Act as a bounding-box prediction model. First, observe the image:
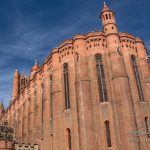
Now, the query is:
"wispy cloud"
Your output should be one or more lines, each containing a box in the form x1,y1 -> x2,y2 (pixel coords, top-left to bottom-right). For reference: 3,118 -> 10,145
0,0 -> 150,108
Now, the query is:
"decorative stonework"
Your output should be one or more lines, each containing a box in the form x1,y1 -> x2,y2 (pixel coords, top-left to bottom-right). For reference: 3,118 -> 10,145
15,143 -> 38,150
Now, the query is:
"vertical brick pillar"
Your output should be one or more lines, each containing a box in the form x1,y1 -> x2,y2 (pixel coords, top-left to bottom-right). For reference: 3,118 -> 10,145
51,48 -> 64,150
136,38 -> 150,102
109,50 -> 140,150
73,35 -> 96,150
29,82 -> 34,143
35,73 -> 42,144
43,63 -> 51,150
100,3 -> 141,149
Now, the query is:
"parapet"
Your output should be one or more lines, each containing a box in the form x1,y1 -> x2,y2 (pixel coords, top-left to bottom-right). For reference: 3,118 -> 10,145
119,32 -> 135,39
52,47 -> 58,54
73,34 -> 85,41
135,37 -> 144,44
85,31 -> 104,38
58,39 -> 72,49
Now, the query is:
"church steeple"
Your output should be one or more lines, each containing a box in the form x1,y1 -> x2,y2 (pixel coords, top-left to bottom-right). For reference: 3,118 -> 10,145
100,2 -> 117,36
101,1 -> 112,13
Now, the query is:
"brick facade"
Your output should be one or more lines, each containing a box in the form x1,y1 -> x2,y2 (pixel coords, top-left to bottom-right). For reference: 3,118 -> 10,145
0,3 -> 150,150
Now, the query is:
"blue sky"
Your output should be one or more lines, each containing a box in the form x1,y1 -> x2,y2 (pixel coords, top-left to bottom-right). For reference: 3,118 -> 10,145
0,0 -> 150,108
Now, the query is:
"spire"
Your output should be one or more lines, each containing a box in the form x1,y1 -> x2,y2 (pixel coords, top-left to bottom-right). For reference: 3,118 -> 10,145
31,60 -> 38,72
35,59 -> 37,65
100,2 -> 115,20
101,2 -> 111,13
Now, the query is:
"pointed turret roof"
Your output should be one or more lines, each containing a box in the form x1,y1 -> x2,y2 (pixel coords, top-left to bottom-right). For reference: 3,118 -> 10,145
100,2 -> 114,18
101,1 -> 111,13
31,60 -> 38,72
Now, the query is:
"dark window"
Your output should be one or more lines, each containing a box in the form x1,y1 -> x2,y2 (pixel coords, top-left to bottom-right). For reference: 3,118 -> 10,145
67,129 -> 72,150
64,63 -> 70,109
50,75 -> 53,118
41,83 -> 44,123
106,14 -> 108,20
109,13 -> 111,19
95,54 -> 108,102
105,121 -> 112,147
103,15 -> 105,21
34,85 -> 37,115
145,117 -> 150,138
131,55 -> 144,102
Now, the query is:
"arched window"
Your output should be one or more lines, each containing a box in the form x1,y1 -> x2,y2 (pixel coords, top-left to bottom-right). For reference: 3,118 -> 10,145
109,13 -> 111,19
95,54 -> 108,102
64,63 -> 70,109
34,84 -> 37,115
67,128 -> 72,150
145,117 -> 150,138
105,121 -> 112,147
50,75 -> 53,118
103,15 -> 105,21
131,55 -> 144,102
106,14 -> 108,20
51,134 -> 53,150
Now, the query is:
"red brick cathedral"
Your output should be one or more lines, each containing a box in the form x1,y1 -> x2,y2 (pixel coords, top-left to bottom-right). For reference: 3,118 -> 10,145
0,2 -> 150,150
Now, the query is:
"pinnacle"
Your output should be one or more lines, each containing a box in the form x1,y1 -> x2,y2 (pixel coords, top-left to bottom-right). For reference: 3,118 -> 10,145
35,59 -> 37,65
101,1 -> 111,13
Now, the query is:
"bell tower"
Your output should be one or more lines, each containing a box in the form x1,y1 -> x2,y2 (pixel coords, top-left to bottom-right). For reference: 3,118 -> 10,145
100,2 -> 119,51
101,2 -> 117,33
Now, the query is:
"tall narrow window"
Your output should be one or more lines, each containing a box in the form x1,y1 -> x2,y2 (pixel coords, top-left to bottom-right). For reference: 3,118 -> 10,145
50,75 -> 53,118
41,83 -> 44,140
64,63 -> 70,109
41,83 -> 44,123
105,121 -> 112,147
95,54 -> 108,102
131,55 -> 144,102
33,84 -> 36,142
51,134 -> 53,150
22,103 -> 25,143
145,117 -> 150,138
67,128 -> 72,150
106,14 -> 108,20
27,97 -> 30,143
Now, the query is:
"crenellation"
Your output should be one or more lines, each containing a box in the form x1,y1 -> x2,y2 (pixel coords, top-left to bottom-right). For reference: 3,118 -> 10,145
58,42 -> 74,62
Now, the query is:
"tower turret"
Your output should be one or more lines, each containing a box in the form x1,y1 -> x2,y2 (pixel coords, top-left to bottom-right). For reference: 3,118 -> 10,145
12,70 -> 20,100
100,2 -> 117,36
30,60 -> 38,77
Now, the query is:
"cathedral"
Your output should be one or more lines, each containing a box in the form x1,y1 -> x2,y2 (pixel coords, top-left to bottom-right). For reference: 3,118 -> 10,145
0,2 -> 150,150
